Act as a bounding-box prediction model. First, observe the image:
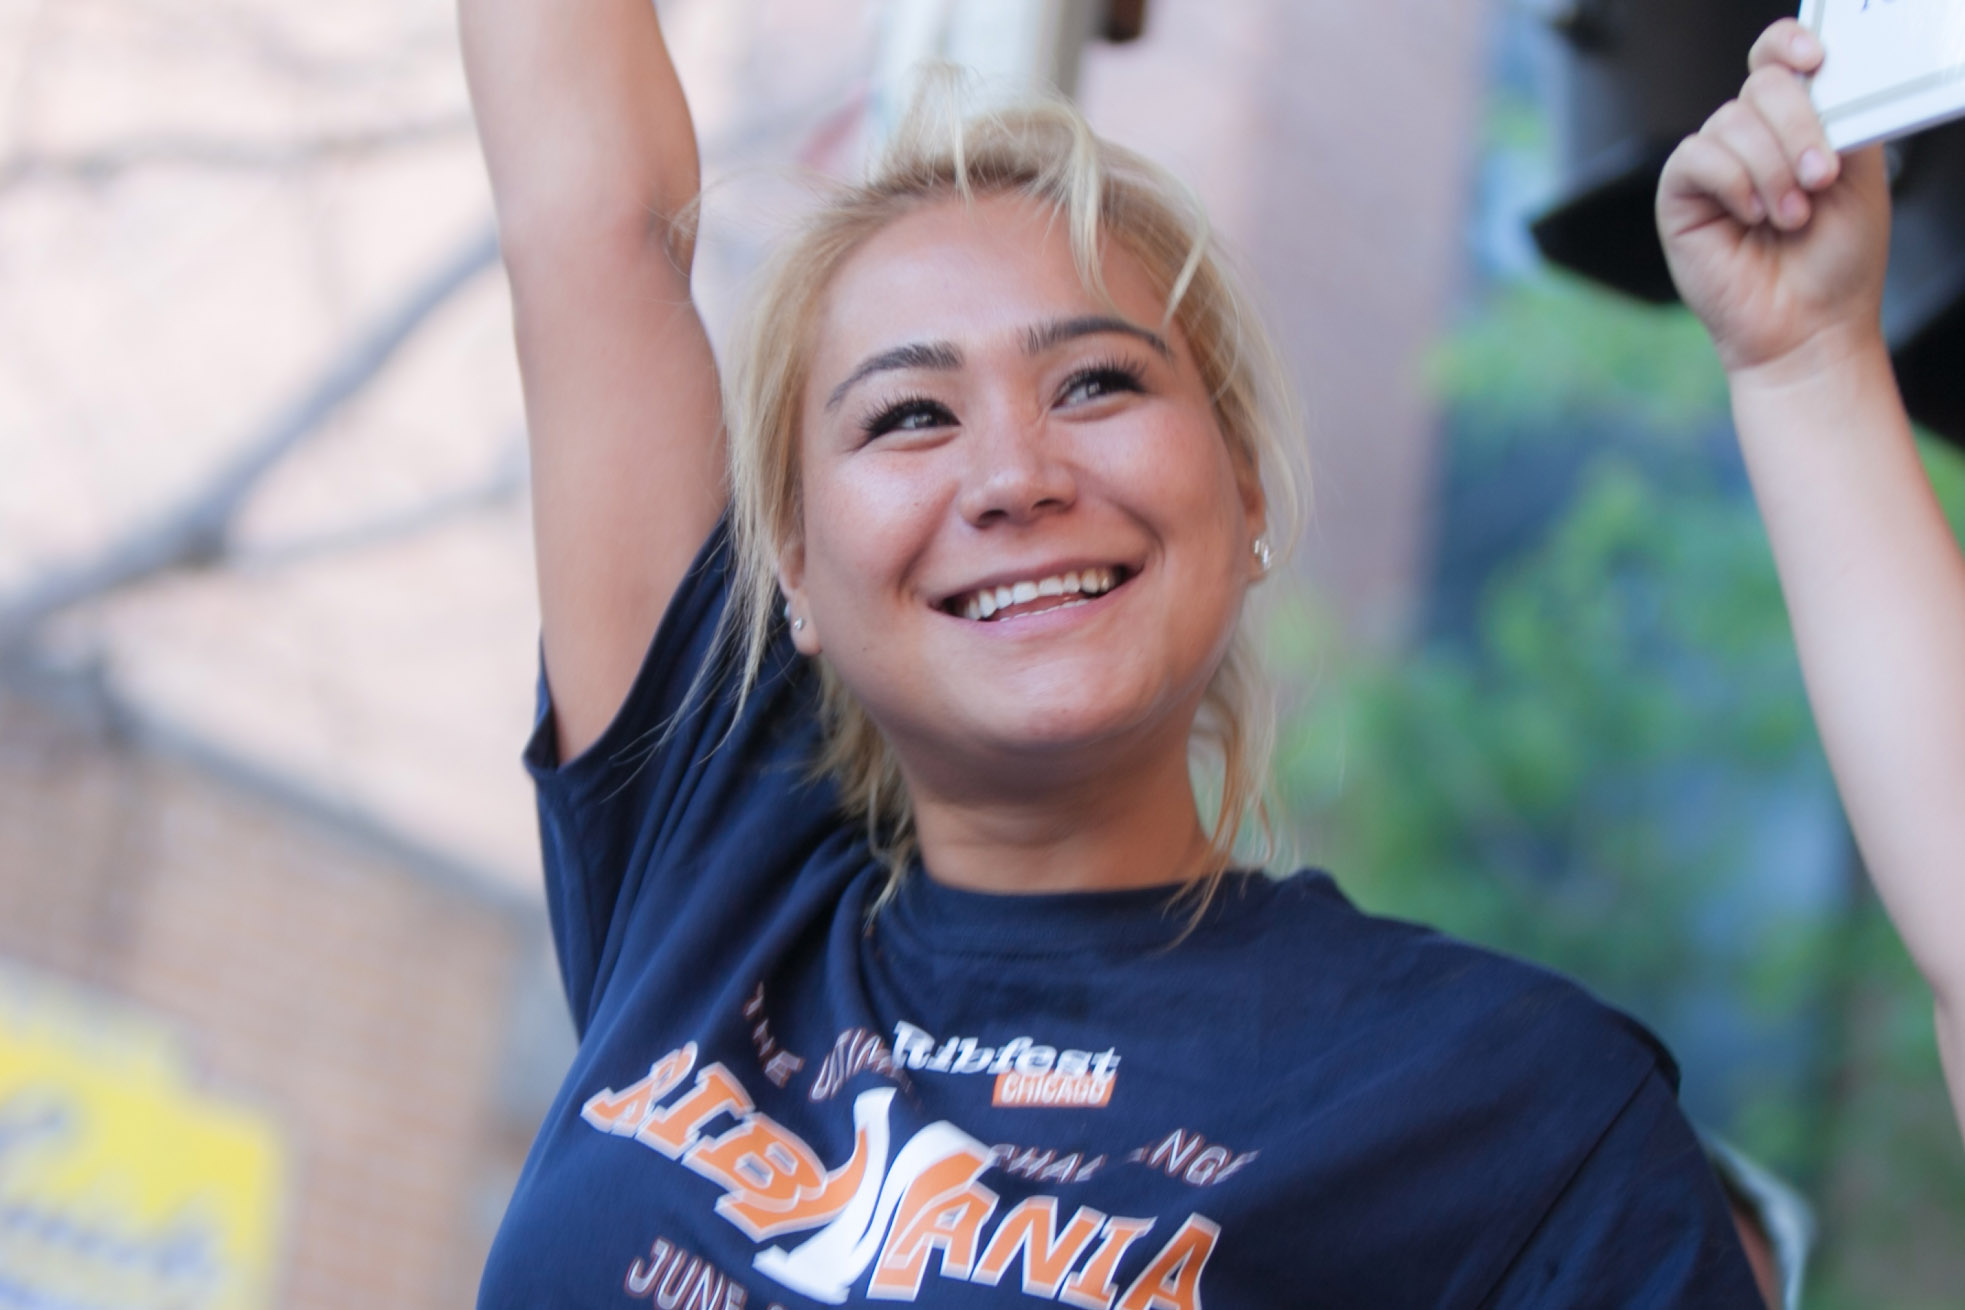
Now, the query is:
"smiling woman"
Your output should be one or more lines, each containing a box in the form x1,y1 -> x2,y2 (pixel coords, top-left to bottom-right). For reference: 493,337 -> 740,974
724,106 -> 1304,900
459,0 -> 1788,1305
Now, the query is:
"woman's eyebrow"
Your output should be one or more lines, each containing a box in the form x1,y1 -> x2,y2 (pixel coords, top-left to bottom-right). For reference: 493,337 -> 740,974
826,341 -> 962,411
1023,314 -> 1172,361
823,315 -> 1171,414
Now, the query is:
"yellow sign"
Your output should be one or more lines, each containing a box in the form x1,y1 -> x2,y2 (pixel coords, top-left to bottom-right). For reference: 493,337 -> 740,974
0,963 -> 286,1309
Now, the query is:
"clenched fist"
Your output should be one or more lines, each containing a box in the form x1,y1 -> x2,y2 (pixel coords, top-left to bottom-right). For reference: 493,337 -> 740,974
1657,18 -> 1893,380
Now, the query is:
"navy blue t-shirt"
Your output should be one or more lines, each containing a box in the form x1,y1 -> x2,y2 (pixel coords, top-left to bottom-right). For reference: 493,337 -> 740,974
480,523 -> 1761,1308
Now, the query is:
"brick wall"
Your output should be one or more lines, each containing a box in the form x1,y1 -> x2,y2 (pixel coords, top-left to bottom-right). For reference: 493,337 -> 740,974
0,679 -> 554,1308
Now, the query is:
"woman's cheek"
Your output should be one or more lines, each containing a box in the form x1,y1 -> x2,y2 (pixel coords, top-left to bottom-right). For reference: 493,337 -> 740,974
804,458 -> 942,621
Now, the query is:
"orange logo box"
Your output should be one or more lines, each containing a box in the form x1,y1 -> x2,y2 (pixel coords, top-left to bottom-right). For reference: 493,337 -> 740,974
991,1069 -> 1115,1109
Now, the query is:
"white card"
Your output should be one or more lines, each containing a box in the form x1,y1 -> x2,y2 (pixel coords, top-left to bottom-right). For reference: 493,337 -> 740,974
1801,0 -> 1965,149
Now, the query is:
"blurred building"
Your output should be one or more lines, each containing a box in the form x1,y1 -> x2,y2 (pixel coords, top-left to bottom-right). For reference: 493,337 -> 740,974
0,670 -> 550,1307
0,0 -> 1487,1304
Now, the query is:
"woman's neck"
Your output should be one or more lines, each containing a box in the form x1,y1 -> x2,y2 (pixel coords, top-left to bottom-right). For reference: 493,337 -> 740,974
903,730 -> 1213,895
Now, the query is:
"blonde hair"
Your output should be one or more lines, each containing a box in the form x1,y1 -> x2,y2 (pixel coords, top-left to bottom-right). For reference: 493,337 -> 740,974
719,82 -> 1308,906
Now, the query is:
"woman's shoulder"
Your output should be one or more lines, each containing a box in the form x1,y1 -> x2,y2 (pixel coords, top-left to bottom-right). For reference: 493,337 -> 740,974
523,517 -> 842,1032
1241,868 -> 1679,1093
1191,872 -> 1744,1305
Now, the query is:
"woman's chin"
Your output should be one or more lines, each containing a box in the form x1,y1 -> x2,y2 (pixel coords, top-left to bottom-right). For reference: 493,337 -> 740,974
947,689 -> 1183,772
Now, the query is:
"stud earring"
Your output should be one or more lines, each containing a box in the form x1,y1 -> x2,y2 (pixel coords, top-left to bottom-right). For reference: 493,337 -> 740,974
1252,536 -> 1274,575
792,618 -> 806,633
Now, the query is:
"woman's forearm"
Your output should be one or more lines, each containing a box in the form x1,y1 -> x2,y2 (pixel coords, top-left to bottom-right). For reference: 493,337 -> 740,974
1729,330 -> 1965,1024
459,0 -> 701,268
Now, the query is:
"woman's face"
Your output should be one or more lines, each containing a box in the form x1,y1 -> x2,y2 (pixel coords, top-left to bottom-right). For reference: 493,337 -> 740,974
785,192 -> 1263,799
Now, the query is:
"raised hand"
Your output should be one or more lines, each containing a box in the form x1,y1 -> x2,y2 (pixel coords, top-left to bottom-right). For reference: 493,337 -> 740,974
1656,18 -> 1892,378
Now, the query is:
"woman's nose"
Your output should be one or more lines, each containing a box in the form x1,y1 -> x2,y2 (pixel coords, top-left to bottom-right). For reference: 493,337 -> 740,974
956,409 -> 1078,526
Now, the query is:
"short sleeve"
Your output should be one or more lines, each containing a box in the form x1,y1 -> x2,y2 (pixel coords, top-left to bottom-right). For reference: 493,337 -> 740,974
521,519 -> 826,1032
1479,1069 -> 1765,1309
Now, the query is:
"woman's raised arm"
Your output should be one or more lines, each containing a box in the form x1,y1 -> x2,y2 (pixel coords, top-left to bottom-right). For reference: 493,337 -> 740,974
460,0 -> 725,761
1659,20 -> 1965,1134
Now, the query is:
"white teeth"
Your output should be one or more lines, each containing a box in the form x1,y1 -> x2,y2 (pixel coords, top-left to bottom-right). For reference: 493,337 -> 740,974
953,566 -> 1126,620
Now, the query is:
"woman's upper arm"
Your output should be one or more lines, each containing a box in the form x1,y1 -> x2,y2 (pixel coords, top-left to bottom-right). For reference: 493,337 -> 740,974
461,0 -> 726,762
511,234 -> 725,764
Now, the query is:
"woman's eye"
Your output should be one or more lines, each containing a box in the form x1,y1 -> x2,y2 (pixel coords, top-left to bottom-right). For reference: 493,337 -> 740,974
864,398 -> 955,439
1059,364 -> 1146,407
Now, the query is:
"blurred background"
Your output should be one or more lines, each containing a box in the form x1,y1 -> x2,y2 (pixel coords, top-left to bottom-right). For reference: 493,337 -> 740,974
0,0 -> 1960,1306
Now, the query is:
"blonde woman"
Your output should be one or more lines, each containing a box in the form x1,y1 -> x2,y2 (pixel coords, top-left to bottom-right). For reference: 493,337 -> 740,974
461,2 -> 1947,1304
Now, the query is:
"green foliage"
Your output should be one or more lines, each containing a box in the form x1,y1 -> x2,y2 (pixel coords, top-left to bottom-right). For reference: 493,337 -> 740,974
1428,276 -> 1731,450
1919,437 -> 1965,542
1481,93 -> 1546,154
1276,454 -> 1816,1021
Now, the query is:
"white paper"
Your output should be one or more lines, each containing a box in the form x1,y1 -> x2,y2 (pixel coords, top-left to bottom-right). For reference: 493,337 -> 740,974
1801,0 -> 1965,149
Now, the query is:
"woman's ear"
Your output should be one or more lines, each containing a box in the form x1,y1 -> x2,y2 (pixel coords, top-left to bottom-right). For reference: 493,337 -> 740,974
1236,455 -> 1270,582
776,538 -> 822,655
